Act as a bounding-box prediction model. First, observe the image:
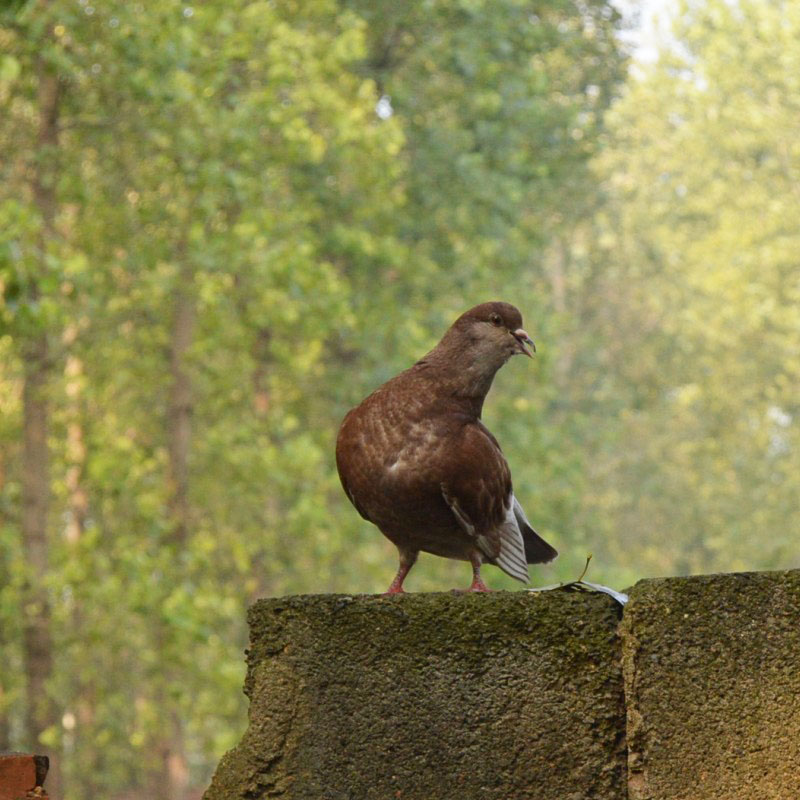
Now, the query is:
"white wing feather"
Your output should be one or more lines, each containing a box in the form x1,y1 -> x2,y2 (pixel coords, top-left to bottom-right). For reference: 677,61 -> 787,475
492,494 -> 529,583
442,487 -> 529,584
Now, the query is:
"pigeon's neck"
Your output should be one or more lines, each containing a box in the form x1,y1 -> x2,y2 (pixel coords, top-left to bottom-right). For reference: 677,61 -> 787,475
416,345 -> 504,418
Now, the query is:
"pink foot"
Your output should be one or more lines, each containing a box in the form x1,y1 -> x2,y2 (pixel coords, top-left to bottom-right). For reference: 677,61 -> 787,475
452,578 -> 493,593
383,551 -> 417,595
455,553 -> 493,592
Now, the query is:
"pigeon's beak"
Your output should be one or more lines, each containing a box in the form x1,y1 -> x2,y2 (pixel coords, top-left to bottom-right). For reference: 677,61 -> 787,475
512,328 -> 536,358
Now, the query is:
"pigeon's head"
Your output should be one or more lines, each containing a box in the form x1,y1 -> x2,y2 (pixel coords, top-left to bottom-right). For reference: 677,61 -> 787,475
422,301 -> 536,404
450,302 -> 536,366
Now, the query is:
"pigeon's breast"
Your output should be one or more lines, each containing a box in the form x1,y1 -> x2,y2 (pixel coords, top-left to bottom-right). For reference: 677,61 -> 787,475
381,417 -> 444,475
354,408 -> 447,488
337,391 -> 457,532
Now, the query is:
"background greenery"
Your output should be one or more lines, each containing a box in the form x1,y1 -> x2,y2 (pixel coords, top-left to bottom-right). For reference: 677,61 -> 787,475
1,0 -> 797,797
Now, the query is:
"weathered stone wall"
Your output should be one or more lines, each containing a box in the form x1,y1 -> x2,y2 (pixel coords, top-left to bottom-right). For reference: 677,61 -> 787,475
205,592 -> 626,800
621,570 -> 800,800
205,569 -> 800,800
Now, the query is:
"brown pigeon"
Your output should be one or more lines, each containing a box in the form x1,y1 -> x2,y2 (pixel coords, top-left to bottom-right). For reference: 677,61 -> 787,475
335,301 -> 557,593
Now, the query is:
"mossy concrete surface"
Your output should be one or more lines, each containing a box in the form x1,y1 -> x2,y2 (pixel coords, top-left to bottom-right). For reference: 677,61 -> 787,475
621,570 -> 800,800
204,591 -> 626,800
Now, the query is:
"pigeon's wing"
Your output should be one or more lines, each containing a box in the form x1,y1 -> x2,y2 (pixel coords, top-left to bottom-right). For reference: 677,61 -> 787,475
440,422 -> 530,583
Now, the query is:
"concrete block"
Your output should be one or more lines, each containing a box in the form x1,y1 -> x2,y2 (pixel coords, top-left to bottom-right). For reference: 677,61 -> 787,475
621,570 -> 800,800
205,591 -> 626,800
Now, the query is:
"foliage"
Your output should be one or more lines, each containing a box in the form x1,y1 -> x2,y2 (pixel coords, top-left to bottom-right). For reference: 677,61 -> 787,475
585,0 -> 800,580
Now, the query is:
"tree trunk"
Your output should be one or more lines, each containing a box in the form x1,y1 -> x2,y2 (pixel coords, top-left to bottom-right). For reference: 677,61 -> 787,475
251,327 -> 272,417
164,709 -> 189,800
21,36 -> 62,799
0,448 -> 10,752
166,264 -> 195,549
155,262 -> 195,800
21,332 -> 57,780
0,663 -> 10,752
62,326 -> 99,797
63,328 -> 88,545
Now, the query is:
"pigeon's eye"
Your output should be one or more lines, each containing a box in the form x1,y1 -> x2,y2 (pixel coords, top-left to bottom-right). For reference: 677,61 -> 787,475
490,313 -> 502,327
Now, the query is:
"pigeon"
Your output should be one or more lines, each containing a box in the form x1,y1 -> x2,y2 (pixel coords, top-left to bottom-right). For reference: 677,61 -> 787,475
335,301 -> 558,593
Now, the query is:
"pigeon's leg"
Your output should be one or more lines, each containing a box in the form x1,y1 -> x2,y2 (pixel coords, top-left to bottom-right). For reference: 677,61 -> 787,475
384,548 -> 418,595
465,552 -> 491,593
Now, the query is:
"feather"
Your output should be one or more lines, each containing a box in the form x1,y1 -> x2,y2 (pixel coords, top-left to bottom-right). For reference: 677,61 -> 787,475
491,497 -> 530,583
513,496 -> 558,564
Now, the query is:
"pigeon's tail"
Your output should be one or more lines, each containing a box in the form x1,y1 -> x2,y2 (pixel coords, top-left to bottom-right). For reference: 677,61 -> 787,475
513,497 -> 558,564
522,528 -> 558,564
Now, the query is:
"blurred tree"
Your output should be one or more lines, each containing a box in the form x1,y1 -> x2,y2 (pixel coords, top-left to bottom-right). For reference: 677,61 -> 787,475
585,0 -> 800,580
0,3 -> 67,793
25,0 -> 800,797
2,0 -> 405,796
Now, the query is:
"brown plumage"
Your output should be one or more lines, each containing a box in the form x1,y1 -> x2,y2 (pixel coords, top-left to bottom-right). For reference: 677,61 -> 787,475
336,301 -> 558,593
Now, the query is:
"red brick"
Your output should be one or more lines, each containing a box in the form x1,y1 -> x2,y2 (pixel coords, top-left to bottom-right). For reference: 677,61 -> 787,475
0,754 -> 36,800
